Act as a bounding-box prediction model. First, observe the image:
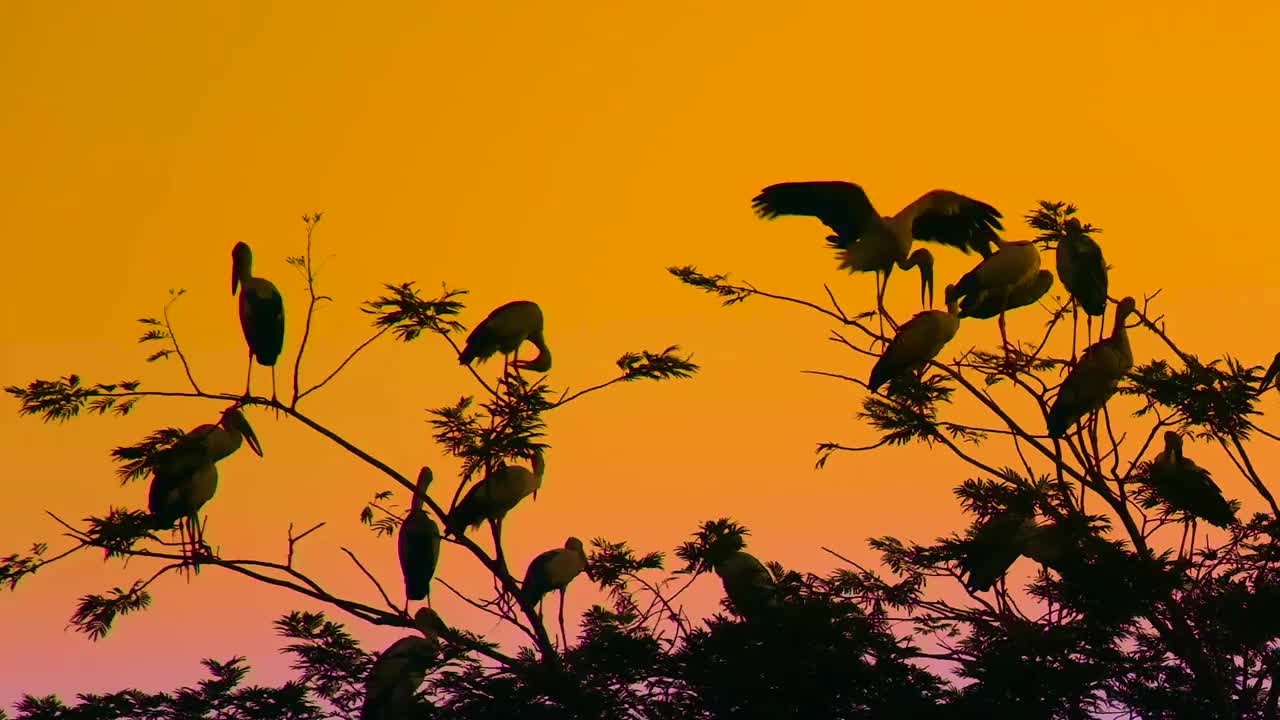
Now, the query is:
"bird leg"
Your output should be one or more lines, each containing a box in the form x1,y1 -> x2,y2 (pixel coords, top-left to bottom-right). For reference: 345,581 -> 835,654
874,271 -> 887,346
557,588 -> 569,652
243,349 -> 254,398
1070,301 -> 1079,363
270,366 -> 280,419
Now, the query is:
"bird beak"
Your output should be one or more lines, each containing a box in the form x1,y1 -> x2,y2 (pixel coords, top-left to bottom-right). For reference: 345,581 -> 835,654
921,263 -> 934,309
232,262 -> 241,296
236,412 -> 264,457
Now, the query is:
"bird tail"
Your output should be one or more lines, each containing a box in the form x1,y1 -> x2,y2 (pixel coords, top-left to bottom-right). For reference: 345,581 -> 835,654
1046,402 -> 1072,439
458,346 -> 477,366
406,579 -> 429,603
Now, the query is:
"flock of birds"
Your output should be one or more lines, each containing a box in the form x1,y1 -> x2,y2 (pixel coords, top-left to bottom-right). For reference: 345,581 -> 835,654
752,179 -> 1241,597
141,184 -> 1244,715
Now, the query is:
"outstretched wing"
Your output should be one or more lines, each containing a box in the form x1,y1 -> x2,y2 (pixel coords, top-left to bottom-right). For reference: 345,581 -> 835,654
751,181 -> 879,241
901,190 -> 1003,257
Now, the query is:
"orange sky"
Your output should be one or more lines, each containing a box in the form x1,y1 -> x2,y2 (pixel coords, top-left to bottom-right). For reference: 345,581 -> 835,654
3,0 -> 1279,706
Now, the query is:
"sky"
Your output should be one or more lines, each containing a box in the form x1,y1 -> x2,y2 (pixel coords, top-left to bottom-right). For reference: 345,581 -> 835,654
3,0 -> 1279,707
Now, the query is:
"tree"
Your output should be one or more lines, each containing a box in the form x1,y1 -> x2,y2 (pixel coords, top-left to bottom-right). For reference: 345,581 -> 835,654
8,201 -> 1280,719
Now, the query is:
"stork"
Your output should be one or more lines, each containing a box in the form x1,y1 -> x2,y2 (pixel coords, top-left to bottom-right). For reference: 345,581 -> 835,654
445,454 -> 545,562
868,284 -> 961,393
958,270 -> 1054,321
712,549 -> 778,622
458,300 -> 551,375
1055,218 -> 1108,357
947,239 -> 1042,351
231,243 -> 285,405
521,536 -> 588,646
147,406 -> 263,562
1145,431 -> 1236,530
360,608 -> 445,720
1046,297 -> 1138,439
751,181 -> 1002,321
959,507 -> 1039,593
398,467 -> 442,603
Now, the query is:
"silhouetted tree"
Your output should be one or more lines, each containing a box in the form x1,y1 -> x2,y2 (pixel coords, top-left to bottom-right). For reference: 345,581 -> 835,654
9,202 -> 1280,719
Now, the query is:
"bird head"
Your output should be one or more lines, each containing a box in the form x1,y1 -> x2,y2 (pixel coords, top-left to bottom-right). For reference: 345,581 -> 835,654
222,406 -> 263,457
908,248 -> 935,309
1163,431 -> 1184,457
412,467 -> 433,511
565,536 -> 584,552
1116,296 -> 1138,322
942,284 -> 960,313
413,607 -> 447,643
231,242 -> 253,295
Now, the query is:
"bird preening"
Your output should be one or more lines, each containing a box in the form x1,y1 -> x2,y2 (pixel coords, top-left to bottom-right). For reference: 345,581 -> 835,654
231,242 -> 286,405
459,300 -> 552,375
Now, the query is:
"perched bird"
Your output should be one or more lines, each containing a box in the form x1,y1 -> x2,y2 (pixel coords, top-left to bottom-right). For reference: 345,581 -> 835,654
712,549 -> 778,621
1046,297 -> 1138,438
398,467 -> 442,603
751,181 -> 1002,314
959,508 -> 1040,593
147,406 -> 264,560
868,284 -> 961,393
947,239 -> 1042,350
521,536 -> 589,644
459,300 -> 551,374
231,243 -> 286,404
1055,218 -> 1108,354
958,270 -> 1054,320
361,608 -> 445,720
1145,432 -> 1236,528
446,453 -> 546,542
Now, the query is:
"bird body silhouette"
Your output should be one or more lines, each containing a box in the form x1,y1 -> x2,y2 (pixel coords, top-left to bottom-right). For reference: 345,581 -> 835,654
459,300 -> 551,372
959,509 -> 1040,593
147,407 -> 263,561
521,536 -> 588,608
752,181 -> 1002,310
1145,432 -> 1236,528
446,455 -> 545,536
713,549 -> 778,620
398,467 -> 442,602
232,242 -> 285,402
361,609 -> 444,720
958,270 -> 1054,320
1046,297 -> 1138,438
868,284 -> 961,392
1056,218 -> 1108,344
948,239 -> 1041,348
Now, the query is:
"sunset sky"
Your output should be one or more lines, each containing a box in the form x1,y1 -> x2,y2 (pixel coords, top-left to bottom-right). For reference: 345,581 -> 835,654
3,0 -> 1280,706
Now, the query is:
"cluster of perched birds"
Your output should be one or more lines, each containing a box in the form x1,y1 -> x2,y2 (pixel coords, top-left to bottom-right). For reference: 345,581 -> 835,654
751,179 -> 1240,593
143,197 -> 1247,714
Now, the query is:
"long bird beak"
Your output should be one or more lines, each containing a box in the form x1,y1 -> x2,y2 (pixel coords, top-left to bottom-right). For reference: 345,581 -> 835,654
232,260 -> 241,296
920,263 -> 934,309
233,411 -> 264,457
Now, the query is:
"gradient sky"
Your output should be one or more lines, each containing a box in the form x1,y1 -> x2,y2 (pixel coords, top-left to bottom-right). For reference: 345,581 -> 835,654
3,0 -> 1279,707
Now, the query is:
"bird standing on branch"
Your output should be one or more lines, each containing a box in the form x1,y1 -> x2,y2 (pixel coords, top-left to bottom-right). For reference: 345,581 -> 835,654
231,242 -> 285,405
1046,297 -> 1138,439
869,284 -> 961,393
459,300 -> 552,375
148,405 -> 263,564
398,467 -> 442,603
521,536 -> 589,646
